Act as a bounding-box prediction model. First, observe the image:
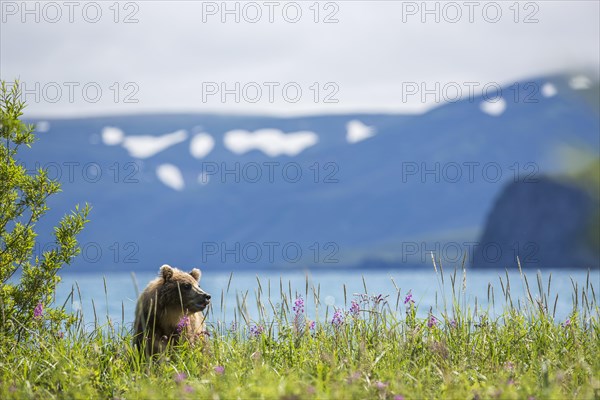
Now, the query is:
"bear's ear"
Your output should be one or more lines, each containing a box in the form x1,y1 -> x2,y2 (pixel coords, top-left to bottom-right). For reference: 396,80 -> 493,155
160,264 -> 174,281
189,268 -> 201,282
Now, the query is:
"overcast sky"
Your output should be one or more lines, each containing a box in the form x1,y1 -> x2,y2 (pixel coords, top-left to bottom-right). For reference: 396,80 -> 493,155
1,1 -> 598,117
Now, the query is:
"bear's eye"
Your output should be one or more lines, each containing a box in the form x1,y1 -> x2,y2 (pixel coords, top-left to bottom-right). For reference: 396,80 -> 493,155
182,283 -> 192,290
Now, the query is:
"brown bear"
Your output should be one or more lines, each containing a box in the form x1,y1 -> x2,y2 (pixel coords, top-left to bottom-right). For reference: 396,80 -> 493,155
133,264 -> 211,355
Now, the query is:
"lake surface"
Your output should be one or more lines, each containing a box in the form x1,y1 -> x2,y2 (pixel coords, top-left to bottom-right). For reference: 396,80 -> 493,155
55,268 -> 599,331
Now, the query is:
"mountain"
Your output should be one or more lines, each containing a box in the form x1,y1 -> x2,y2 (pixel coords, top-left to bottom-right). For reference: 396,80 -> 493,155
19,75 -> 600,272
473,176 -> 599,270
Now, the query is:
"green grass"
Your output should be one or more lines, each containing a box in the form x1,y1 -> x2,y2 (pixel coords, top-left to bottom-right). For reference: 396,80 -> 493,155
1,266 -> 599,400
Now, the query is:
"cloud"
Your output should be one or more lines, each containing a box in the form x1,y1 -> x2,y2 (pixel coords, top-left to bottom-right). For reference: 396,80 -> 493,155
156,164 -> 185,191
190,133 -> 215,159
224,129 -> 318,157
5,2 -> 597,117
346,120 -> 376,143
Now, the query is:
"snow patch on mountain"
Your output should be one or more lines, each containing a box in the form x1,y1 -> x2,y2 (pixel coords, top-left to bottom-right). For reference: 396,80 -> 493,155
123,130 -> 188,159
480,98 -> 506,116
542,83 -> 557,97
224,129 -> 318,157
36,121 -> 50,133
102,127 -> 125,145
346,120 -> 376,143
101,127 -> 188,159
569,75 -> 592,90
190,133 -> 215,159
156,163 -> 185,191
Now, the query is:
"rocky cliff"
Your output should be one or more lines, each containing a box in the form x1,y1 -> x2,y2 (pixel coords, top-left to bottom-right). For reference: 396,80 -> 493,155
474,176 -> 599,269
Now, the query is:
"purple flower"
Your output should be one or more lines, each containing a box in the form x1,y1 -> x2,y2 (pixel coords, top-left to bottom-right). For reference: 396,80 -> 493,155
349,300 -> 360,316
346,371 -> 361,383
331,309 -> 345,326
174,372 -> 187,383
57,331 -> 64,339
183,385 -> 194,393
176,315 -> 190,334
562,319 -> 571,327
214,365 -> 225,375
375,381 -> 388,389
356,294 -> 370,303
427,314 -> 438,328
372,294 -> 386,305
404,291 -> 414,305
293,296 -> 305,314
229,322 -> 237,333
34,302 -> 43,319
309,321 -> 316,331
250,324 -> 264,337
450,319 -> 457,328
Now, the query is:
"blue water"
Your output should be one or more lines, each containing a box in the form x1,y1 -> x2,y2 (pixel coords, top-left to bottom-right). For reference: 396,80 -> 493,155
54,268 -> 599,331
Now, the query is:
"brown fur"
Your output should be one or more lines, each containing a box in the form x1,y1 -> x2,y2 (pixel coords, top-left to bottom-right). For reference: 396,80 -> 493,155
133,264 -> 211,355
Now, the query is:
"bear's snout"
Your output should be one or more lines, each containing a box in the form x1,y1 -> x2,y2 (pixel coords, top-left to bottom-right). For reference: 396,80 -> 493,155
199,292 -> 211,304
193,290 -> 211,311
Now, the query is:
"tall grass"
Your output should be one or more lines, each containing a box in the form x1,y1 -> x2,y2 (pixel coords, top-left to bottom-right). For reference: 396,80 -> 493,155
1,264 -> 598,399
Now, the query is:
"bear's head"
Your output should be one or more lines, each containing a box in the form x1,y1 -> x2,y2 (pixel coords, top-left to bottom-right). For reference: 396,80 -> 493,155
159,264 -> 211,313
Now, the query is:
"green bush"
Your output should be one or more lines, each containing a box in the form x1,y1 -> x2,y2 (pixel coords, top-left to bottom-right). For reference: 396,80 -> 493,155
0,80 -> 90,340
